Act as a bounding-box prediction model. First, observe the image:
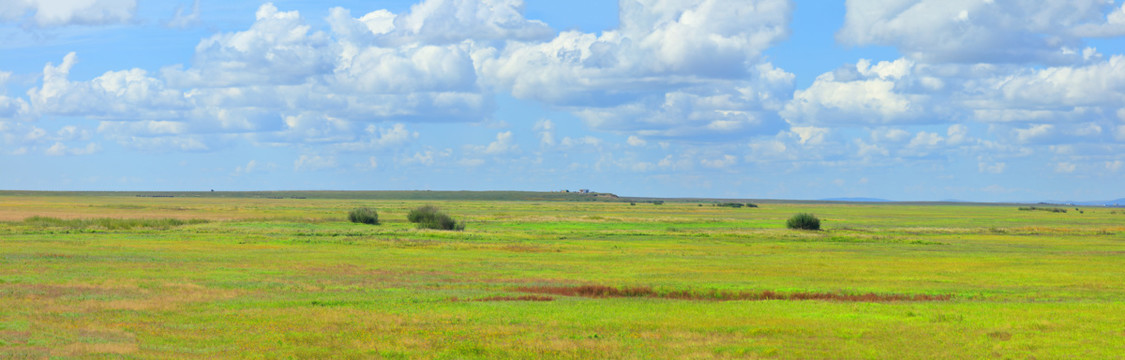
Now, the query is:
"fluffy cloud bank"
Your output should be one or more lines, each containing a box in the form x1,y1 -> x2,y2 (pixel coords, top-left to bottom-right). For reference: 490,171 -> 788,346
1,0 -> 1121,190
0,0 -> 136,27
480,0 -> 795,138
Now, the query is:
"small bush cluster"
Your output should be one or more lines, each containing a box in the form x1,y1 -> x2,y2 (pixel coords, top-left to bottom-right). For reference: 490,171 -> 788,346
715,202 -> 758,208
347,207 -> 380,225
407,205 -> 465,231
1018,206 -> 1067,213
787,213 -> 821,230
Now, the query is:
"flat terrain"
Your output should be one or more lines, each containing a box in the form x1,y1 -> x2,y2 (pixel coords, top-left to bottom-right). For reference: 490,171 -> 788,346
1,193 -> 1123,359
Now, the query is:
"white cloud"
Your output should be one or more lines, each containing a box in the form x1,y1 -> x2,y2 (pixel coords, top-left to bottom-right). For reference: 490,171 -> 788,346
1,0 -> 136,27
165,4 -> 334,87
533,119 -> 555,146
790,126 -> 828,145
991,55 -> 1125,109
946,124 -> 970,145
166,0 -> 200,28
390,0 -> 552,45
1107,160 -> 1124,172
783,59 -> 926,126
483,131 -> 517,155
400,149 -> 451,166
459,158 -> 485,167
560,136 -> 603,148
626,135 -> 647,147
44,142 -> 99,156
979,162 -> 1006,174
294,155 -> 337,172
908,131 -> 943,148
700,154 -> 738,169
1054,162 -> 1077,173
872,127 -> 911,143
1013,124 -> 1055,144
838,0 -> 1124,64
29,53 -> 189,119
235,160 -> 277,175
855,139 -> 888,157
479,0 -> 794,138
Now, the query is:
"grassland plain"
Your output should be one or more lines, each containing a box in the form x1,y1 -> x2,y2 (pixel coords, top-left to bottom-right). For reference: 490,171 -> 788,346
0,193 -> 1123,359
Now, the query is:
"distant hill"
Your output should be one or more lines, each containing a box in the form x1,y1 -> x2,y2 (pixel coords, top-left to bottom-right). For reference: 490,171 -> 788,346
820,197 -> 891,203
1075,198 -> 1125,207
1038,198 -> 1125,207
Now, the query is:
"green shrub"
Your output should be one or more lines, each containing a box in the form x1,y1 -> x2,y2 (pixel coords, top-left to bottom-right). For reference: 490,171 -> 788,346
787,213 -> 821,230
407,205 -> 464,231
348,207 -> 379,225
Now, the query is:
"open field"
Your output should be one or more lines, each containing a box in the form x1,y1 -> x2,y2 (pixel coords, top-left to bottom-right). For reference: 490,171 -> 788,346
1,193 -> 1124,359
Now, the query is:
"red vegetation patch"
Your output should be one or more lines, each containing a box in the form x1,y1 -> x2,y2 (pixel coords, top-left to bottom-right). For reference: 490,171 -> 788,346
452,295 -> 555,302
515,285 -> 951,303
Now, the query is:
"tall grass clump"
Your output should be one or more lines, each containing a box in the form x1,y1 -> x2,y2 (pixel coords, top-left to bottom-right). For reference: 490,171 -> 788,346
407,205 -> 464,231
787,213 -> 821,230
347,207 -> 379,225
20,216 -> 207,230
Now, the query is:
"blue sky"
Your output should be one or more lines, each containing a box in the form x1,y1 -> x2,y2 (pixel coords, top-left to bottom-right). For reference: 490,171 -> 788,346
2,0 -> 1125,201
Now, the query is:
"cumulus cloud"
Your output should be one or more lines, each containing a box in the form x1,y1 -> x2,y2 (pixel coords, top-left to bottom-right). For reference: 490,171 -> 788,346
29,53 -> 188,119
294,154 -> 337,172
480,0 -> 794,138
700,154 -> 738,169
45,142 -> 99,156
0,0 -> 136,27
1054,162 -> 1077,173
166,0 -> 200,29
838,0 -> 1125,64
979,161 -> 1006,174
468,131 -> 518,155
389,0 -> 553,45
783,59 -> 932,126
533,119 -> 555,146
627,136 -> 647,147
235,160 -> 274,175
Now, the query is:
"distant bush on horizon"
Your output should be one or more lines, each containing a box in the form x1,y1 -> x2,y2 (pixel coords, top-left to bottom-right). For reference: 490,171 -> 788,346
1018,206 -> 1067,213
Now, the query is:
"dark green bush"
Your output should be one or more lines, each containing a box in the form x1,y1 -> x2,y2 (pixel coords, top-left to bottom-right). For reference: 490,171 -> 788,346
786,213 -> 821,230
407,205 -> 464,231
407,205 -> 440,223
348,207 -> 379,225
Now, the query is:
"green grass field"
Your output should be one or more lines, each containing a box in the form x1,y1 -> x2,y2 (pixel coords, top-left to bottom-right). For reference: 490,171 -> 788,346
1,193 -> 1123,359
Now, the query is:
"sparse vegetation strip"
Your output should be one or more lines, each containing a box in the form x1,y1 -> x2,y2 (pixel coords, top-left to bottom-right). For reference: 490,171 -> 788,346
1018,206 -> 1068,213
15,216 -> 207,230
515,285 -> 951,302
